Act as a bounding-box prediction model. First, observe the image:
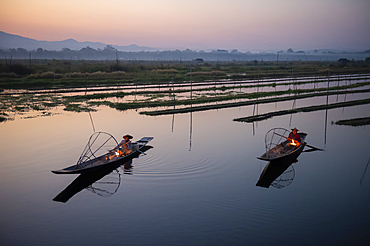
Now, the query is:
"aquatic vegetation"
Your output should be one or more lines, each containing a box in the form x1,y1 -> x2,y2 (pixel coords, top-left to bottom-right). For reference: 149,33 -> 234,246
32,105 -> 43,111
335,117 -> 370,126
53,76 -> 370,107
64,103 -> 96,112
1,78 -> 369,119
15,106 -> 25,111
233,98 -> 370,123
0,112 -> 7,122
140,84 -> 370,116
0,62 -> 369,122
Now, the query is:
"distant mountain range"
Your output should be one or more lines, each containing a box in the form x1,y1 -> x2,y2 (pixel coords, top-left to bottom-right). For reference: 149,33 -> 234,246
1,31 -> 369,61
0,31 -> 156,51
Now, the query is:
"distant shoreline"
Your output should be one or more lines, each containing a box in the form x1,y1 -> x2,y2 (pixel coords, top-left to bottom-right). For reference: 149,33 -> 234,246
1,59 -> 370,90
1,48 -> 369,62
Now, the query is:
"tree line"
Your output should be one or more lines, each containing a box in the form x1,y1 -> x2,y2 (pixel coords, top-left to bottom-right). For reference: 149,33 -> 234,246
1,45 -> 369,62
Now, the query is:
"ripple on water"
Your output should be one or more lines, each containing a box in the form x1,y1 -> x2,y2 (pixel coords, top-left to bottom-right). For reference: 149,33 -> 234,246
123,153 -> 216,180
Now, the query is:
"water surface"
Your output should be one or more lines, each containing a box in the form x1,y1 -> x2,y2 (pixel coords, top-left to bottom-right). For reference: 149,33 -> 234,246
1,93 -> 370,245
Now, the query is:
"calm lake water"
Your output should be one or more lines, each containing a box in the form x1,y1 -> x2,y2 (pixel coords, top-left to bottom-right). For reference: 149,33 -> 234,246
1,92 -> 370,245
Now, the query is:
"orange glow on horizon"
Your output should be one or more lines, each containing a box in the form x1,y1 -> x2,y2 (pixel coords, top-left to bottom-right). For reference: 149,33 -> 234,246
1,0 -> 369,50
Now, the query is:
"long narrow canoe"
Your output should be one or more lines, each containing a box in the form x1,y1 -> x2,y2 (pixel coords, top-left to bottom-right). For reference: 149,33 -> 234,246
52,136 -> 153,174
257,130 -> 307,162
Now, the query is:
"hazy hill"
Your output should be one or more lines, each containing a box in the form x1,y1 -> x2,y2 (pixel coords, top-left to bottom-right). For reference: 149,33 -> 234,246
0,31 -> 155,51
1,31 -> 369,61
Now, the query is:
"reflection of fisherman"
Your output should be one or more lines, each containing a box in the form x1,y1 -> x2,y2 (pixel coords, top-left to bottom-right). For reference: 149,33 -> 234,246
122,160 -> 133,174
119,134 -> 133,155
288,127 -> 301,143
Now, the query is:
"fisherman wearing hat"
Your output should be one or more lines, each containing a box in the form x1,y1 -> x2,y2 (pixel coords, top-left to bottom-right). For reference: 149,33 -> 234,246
288,127 -> 301,143
119,134 -> 133,155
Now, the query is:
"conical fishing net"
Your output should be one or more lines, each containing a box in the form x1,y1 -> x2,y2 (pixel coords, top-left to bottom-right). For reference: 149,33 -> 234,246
264,128 -> 290,153
86,169 -> 121,197
271,165 -> 295,189
76,132 -> 119,169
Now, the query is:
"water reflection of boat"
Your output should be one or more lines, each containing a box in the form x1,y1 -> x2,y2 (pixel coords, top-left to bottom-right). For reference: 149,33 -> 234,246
53,152 -> 150,203
52,132 -> 153,174
53,162 -> 122,203
257,128 -> 307,162
256,153 -> 299,189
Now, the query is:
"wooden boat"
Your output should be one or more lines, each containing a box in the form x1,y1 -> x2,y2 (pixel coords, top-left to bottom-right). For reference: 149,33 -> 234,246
257,128 -> 307,162
52,132 -> 153,174
256,144 -> 304,188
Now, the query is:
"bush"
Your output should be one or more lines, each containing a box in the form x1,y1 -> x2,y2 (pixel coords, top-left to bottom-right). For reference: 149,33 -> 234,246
110,71 -> 126,77
28,72 -> 63,79
88,71 -> 126,78
8,64 -> 33,75
151,69 -> 179,74
89,71 -> 107,78
65,72 -> 89,78
0,72 -> 18,78
185,71 -> 226,76
110,64 -> 129,72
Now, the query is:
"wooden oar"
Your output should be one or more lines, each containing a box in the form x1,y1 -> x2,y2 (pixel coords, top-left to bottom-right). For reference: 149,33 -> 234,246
273,132 -> 324,151
305,144 -> 324,151
303,147 -> 320,153
115,140 -> 132,151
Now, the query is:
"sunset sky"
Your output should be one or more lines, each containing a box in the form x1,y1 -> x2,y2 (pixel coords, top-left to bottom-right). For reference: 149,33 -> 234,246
0,0 -> 369,51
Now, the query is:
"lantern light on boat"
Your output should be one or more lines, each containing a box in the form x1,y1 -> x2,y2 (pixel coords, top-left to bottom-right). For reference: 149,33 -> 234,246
115,151 -> 120,156
290,139 -> 297,146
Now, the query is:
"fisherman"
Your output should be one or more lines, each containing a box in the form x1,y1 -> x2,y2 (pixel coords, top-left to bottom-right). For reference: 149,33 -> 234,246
119,134 -> 133,155
288,127 -> 301,143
